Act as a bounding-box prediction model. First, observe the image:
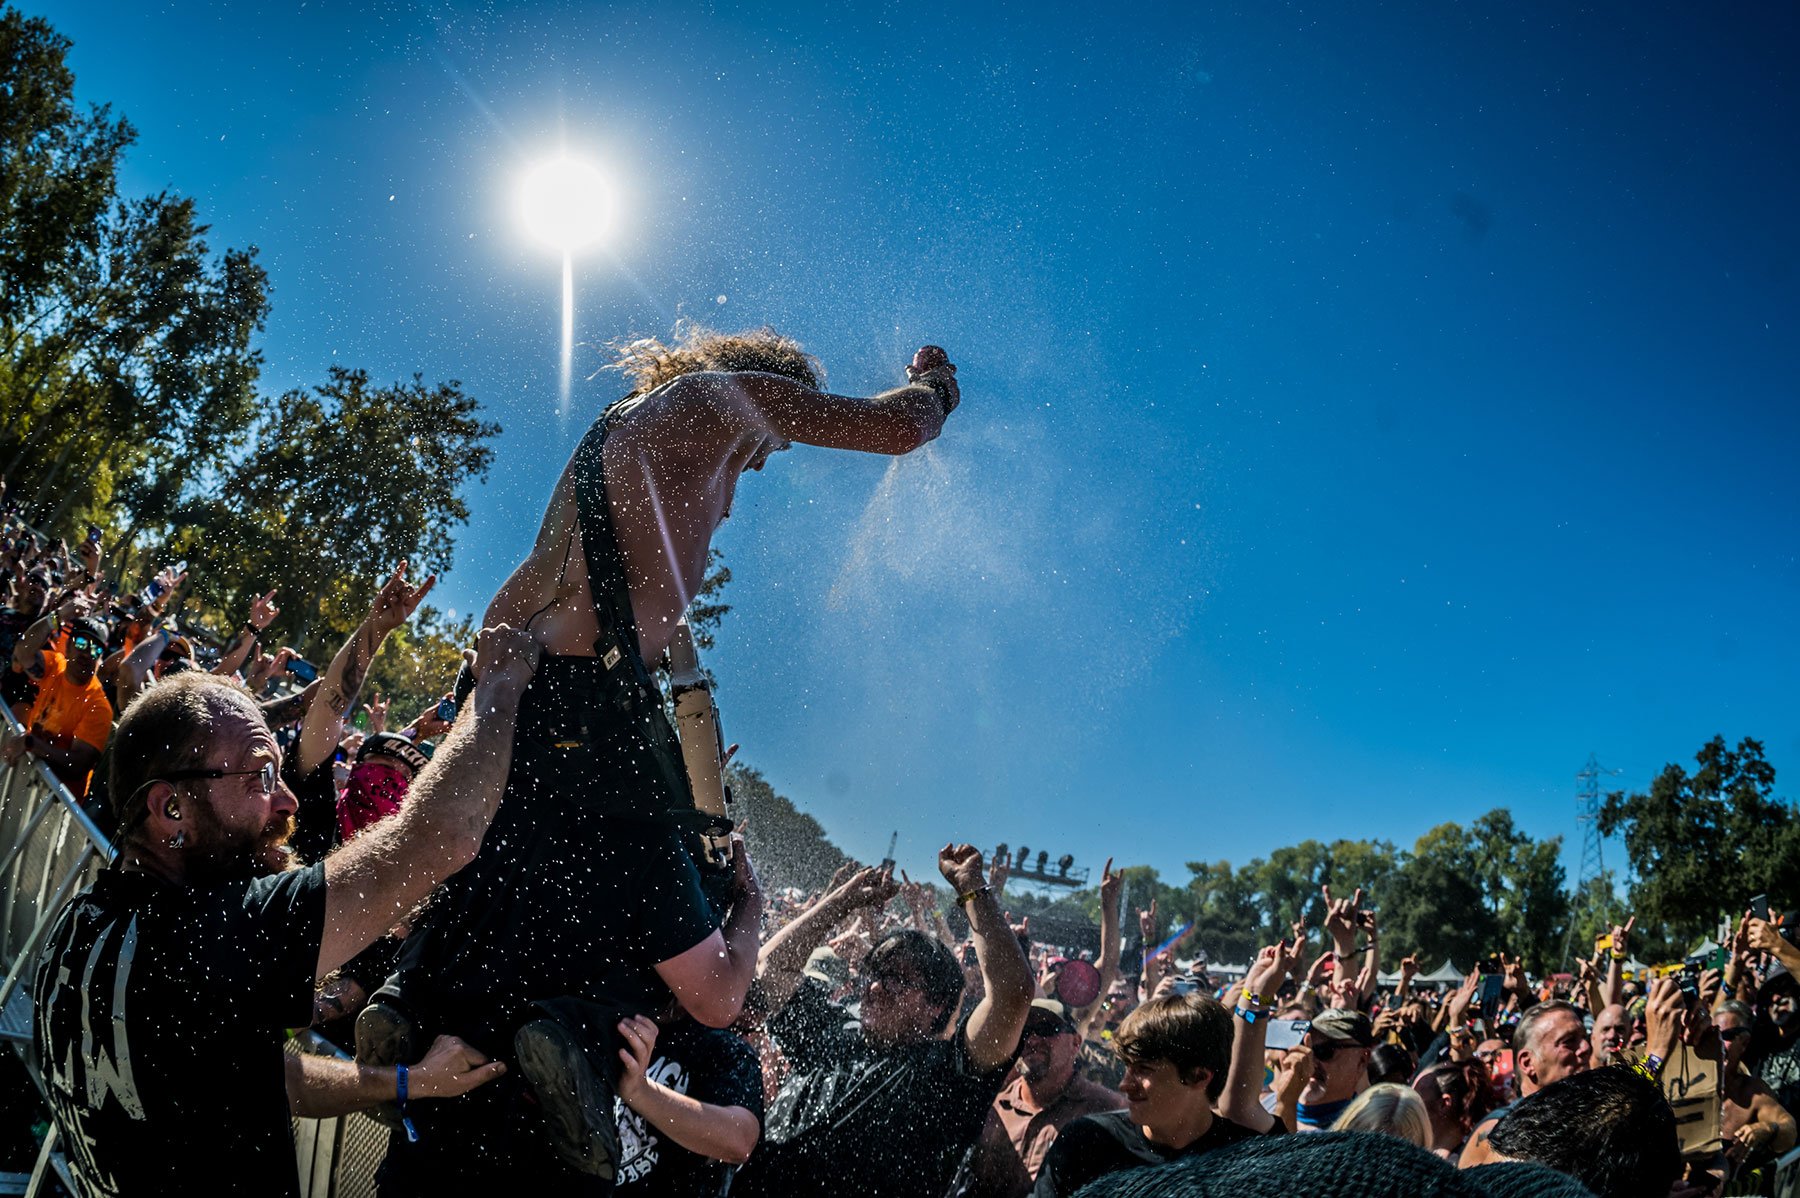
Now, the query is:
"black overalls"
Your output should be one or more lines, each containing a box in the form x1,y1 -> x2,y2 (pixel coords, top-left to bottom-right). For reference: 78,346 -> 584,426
377,397 -> 721,1190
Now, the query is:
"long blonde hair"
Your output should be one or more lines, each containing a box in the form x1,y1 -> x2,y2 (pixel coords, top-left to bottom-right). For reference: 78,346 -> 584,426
1331,1082 -> 1431,1148
605,322 -> 822,395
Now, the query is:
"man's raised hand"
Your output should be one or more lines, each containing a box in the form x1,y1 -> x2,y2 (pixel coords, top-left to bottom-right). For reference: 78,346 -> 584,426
1138,898 -> 1159,946
905,346 -> 960,415
1099,857 -> 1121,910
249,588 -> 280,632
467,624 -> 540,699
832,864 -> 900,913
938,843 -> 987,897
367,561 -> 437,636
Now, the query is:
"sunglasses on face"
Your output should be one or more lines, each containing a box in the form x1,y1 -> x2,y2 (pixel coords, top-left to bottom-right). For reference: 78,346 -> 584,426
1310,1041 -> 1344,1063
66,635 -> 101,656
1718,1027 -> 1751,1042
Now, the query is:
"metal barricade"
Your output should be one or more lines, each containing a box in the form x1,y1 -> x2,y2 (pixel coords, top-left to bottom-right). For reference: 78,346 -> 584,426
1773,1145 -> 1800,1198
0,705 -> 114,1048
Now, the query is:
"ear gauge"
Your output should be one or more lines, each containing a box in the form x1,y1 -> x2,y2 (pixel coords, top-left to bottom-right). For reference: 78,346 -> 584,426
170,830 -> 186,849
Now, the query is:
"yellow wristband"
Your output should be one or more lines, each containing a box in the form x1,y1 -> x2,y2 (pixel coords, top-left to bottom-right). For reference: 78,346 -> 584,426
956,885 -> 992,907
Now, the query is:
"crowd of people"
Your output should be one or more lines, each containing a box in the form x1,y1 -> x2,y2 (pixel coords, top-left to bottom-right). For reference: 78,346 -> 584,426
2,332 -> 1797,1198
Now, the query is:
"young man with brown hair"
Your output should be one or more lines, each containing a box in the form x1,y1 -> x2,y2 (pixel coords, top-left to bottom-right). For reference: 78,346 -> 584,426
1033,992 -> 1275,1198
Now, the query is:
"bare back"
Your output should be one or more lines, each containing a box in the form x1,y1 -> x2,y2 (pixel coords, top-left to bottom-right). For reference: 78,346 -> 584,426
487,369 -> 945,664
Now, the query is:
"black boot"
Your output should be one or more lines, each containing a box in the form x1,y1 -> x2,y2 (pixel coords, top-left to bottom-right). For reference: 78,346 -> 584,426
355,997 -> 421,1128
514,1004 -> 623,1183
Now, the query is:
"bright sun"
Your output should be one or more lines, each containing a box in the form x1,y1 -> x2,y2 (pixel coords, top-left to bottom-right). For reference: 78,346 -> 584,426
519,157 -> 611,252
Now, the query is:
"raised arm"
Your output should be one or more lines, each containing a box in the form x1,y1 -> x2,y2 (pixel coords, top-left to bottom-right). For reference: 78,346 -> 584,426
946,843 -> 1033,1074
115,625 -> 170,712
315,624 -> 535,982
736,347 -> 958,456
1604,917 -> 1634,1008
1747,916 -> 1800,978
1221,930 -> 1306,1132
758,864 -> 899,1015
297,563 -> 435,775
214,589 -> 279,678
1071,859 -> 1121,1042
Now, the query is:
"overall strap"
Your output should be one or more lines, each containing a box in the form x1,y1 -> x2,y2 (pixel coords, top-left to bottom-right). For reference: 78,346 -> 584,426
570,396 -> 654,693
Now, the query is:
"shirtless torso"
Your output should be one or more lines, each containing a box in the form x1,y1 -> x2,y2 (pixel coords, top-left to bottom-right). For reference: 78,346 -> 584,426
488,362 -> 956,665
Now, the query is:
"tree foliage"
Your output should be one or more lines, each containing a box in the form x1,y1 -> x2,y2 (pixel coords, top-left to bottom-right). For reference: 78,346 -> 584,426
728,763 -> 850,896
172,367 -> 498,656
1599,736 -> 1797,959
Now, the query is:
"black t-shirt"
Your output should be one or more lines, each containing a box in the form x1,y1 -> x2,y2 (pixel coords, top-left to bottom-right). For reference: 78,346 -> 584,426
614,1020 -> 764,1197
33,862 -> 328,1197
735,979 -> 1018,1198
1032,1109 -> 1272,1198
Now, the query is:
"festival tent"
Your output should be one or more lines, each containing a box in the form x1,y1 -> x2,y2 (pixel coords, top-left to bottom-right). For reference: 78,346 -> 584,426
1419,960 -> 1467,985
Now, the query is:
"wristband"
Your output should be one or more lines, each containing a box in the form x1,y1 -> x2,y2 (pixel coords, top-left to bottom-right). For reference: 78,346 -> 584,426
1610,951 -> 1626,960
1643,1052 -> 1664,1078
396,1063 -> 419,1143
955,885 -> 992,908
1234,1006 -> 1262,1023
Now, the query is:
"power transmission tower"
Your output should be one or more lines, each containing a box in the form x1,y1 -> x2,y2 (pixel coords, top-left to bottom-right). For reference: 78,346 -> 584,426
1561,753 -> 1621,967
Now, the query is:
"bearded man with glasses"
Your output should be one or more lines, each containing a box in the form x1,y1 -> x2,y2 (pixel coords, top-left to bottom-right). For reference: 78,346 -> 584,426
32,626 -> 540,1198
3,612 -> 113,798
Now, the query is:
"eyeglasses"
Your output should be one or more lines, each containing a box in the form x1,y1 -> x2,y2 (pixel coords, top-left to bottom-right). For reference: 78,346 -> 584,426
1474,1049 -> 1502,1061
159,759 -> 280,797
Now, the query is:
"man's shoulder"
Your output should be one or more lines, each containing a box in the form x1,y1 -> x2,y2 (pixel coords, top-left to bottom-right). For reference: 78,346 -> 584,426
1058,1075 -> 1127,1117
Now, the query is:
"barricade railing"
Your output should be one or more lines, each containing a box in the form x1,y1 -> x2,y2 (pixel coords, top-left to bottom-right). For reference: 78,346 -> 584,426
1773,1145 -> 1800,1198
0,704 -> 372,1197
0,704 -> 113,1042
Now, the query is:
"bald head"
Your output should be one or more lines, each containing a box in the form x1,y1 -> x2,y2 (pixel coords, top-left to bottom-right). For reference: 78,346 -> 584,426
110,673 -> 267,844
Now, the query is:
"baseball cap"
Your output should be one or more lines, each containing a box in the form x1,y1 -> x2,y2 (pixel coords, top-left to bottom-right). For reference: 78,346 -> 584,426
1310,1007 -> 1376,1047
1024,998 -> 1076,1038
356,731 -> 430,775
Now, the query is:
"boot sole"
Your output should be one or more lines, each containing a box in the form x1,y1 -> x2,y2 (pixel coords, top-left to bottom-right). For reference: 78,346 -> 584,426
514,1018 -> 620,1181
354,1003 -> 419,1129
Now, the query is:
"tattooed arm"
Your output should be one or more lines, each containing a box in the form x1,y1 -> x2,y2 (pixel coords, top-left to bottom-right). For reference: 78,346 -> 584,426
296,563 -> 436,775
260,678 -> 321,729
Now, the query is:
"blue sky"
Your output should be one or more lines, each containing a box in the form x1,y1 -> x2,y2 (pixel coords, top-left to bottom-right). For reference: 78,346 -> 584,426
35,0 -> 1799,893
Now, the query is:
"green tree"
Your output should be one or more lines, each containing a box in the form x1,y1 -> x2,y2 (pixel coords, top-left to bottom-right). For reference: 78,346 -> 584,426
1,7 -> 269,556
173,366 -> 499,657
1600,736 -> 1797,959
728,763 -> 850,896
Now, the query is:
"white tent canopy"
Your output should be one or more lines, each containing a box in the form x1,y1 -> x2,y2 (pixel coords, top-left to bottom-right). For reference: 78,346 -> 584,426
1418,960 -> 1467,985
